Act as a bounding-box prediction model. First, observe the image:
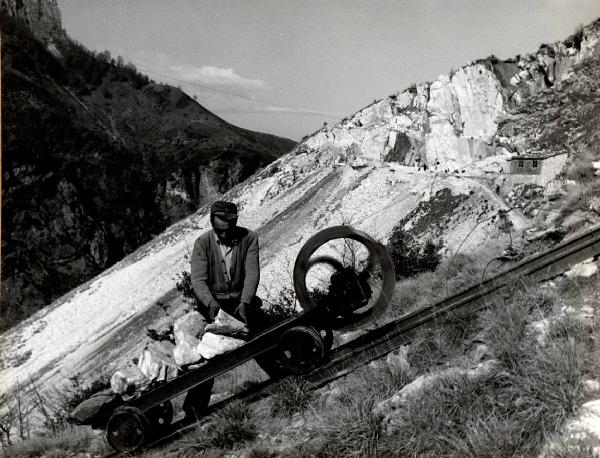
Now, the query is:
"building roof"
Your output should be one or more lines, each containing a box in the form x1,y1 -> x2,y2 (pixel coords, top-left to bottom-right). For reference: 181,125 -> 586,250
508,152 -> 568,161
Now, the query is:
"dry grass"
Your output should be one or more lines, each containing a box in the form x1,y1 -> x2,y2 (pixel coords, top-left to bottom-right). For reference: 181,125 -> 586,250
4,426 -> 109,458
406,306 -> 478,375
391,247 -> 506,318
276,273 -> 598,458
269,377 -> 315,418
376,281 -> 591,457
179,400 -> 257,453
287,359 -> 414,457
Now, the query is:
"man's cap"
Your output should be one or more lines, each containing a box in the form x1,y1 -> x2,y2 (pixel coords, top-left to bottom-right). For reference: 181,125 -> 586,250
211,201 -> 238,221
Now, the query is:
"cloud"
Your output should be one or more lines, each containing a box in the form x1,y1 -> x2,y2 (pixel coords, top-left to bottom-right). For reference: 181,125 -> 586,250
215,104 -> 344,118
132,50 -> 171,69
167,65 -> 266,90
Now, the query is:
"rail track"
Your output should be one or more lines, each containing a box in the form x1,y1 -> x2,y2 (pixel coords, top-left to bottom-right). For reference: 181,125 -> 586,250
101,223 -> 600,456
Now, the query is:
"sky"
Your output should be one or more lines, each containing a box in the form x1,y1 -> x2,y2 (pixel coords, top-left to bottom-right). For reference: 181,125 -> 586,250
57,0 -> 600,141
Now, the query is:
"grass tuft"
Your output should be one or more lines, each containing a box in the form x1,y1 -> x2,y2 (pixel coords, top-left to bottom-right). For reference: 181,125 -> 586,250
180,400 -> 256,452
269,377 -> 314,418
294,362 -> 413,457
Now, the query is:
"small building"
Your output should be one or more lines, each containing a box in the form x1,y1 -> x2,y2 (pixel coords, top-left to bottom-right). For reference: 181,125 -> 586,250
508,152 -> 568,186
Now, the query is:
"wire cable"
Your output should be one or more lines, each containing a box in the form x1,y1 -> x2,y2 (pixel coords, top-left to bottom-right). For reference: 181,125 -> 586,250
139,67 -> 344,118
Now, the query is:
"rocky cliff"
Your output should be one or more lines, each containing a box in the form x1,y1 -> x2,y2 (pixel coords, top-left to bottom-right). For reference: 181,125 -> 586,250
1,0 -> 64,42
0,4 -> 295,331
0,15 -> 598,428
303,21 -> 594,171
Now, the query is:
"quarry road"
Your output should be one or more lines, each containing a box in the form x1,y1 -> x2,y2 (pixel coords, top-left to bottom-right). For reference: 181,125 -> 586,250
102,223 -> 600,457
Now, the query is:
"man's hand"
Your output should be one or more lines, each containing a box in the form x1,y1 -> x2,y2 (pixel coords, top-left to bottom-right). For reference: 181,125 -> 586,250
208,303 -> 220,322
234,302 -> 249,324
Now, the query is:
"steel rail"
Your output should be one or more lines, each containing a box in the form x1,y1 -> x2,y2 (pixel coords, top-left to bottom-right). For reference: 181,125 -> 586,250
103,223 -> 600,456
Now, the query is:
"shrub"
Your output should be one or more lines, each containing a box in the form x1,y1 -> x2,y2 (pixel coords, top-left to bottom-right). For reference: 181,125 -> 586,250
1,375 -> 111,456
488,54 -> 499,64
386,226 -> 442,279
391,249 -> 494,317
175,263 -> 203,310
263,286 -> 297,326
28,375 -> 111,434
565,24 -> 585,50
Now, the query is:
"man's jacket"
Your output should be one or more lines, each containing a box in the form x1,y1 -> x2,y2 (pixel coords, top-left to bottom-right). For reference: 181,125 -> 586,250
190,227 -> 260,315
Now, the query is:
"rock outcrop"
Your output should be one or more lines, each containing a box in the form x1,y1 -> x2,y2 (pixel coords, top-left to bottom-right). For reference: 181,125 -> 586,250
303,20 -> 599,171
1,0 -> 64,43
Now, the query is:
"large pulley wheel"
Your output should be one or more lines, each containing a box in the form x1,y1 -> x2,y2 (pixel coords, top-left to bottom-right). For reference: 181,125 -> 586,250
106,406 -> 149,454
293,226 -> 395,331
276,326 -> 331,374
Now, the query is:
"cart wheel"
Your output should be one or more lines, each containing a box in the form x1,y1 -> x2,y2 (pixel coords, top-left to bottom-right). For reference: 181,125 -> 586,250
106,406 -> 149,454
277,326 -> 329,374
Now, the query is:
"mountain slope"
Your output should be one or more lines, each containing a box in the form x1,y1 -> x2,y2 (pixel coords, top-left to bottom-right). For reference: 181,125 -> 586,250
0,9 -> 295,331
1,16 -> 599,414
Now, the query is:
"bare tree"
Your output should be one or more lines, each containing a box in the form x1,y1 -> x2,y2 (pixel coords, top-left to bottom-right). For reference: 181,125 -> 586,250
10,382 -> 32,440
0,394 -> 15,446
0,380 -> 35,445
28,378 -> 61,433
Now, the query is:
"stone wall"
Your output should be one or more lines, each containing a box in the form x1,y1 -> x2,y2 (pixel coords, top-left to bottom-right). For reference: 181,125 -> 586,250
539,153 -> 568,185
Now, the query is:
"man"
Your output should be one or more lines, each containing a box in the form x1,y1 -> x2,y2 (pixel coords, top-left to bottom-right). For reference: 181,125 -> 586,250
183,200 -> 263,420
190,200 -> 262,328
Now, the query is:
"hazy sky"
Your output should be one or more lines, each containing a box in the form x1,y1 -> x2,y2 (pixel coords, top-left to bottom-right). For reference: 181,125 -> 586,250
58,1 -> 599,140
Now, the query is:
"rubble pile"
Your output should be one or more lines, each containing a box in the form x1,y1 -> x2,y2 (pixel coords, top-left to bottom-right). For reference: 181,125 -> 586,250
69,309 -> 250,427
108,309 -> 249,398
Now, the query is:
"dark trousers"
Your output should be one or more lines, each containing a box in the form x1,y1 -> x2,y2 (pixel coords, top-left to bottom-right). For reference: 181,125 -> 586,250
183,296 -> 266,419
182,378 -> 214,420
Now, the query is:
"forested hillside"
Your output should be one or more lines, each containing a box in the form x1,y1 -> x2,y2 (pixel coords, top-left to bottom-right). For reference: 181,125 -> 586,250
1,11 -> 295,331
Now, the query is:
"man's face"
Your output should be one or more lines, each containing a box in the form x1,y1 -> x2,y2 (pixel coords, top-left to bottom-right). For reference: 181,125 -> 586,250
212,215 -> 237,244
